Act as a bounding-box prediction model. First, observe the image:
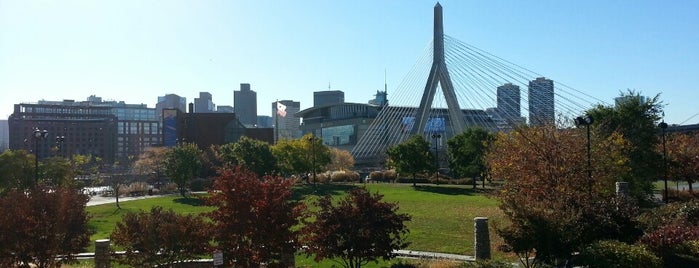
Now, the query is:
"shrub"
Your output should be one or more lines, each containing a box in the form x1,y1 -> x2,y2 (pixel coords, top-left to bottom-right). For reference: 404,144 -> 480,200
667,189 -> 699,201
383,170 -> 397,181
369,171 -> 384,182
640,225 -> 699,256
301,188 -> 411,268
0,187 -> 91,268
111,206 -> 211,267
330,171 -> 360,182
637,200 -> 699,231
577,240 -> 662,268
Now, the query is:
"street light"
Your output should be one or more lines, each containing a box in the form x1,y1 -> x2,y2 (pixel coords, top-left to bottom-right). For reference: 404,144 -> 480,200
55,135 -> 66,157
659,120 -> 668,203
307,134 -> 319,186
33,127 -> 49,185
574,114 -> 594,191
431,134 -> 441,176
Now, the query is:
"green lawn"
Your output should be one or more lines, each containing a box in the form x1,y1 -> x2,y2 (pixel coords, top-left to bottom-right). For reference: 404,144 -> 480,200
83,183 -> 507,266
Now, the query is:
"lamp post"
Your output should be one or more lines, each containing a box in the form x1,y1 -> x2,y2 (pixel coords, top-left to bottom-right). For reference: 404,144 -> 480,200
55,135 -> 66,157
575,114 -> 594,191
659,120 -> 668,203
431,134 -> 441,176
310,135 -> 318,186
33,127 -> 49,185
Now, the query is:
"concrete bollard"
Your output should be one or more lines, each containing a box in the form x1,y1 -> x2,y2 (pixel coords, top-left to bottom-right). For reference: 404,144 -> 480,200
616,181 -> 629,197
474,217 -> 491,260
94,239 -> 111,268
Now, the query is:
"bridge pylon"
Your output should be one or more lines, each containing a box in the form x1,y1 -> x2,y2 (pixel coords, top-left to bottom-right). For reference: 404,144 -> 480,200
411,2 -> 466,136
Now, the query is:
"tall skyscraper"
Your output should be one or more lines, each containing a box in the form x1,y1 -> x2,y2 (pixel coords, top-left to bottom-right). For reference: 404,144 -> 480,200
314,90 -> 344,107
528,77 -> 555,126
234,83 -> 257,126
273,100 -> 300,142
497,83 -> 521,123
194,92 -> 215,113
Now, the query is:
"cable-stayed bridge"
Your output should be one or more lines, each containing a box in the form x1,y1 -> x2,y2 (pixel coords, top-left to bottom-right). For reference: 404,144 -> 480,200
351,3 -> 606,166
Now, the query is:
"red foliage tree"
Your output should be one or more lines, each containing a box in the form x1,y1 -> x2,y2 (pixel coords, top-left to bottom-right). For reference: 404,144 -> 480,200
300,188 -> 411,268
0,187 -> 91,268
110,206 -> 212,267
205,166 -> 304,267
486,125 -> 640,266
662,132 -> 699,193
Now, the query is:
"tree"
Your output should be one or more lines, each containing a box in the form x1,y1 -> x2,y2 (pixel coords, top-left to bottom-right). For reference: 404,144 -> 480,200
447,127 -> 494,179
301,188 -> 411,268
133,147 -> 170,183
219,136 -> 277,177
586,90 -> 664,200
0,187 -> 91,268
165,143 -> 203,197
486,125 -> 639,266
326,147 -> 355,171
205,166 -> 304,267
41,156 -> 75,188
386,135 -> 433,186
110,206 -> 211,267
272,138 -> 308,176
0,150 -> 35,194
663,132 -> 699,193
272,134 -> 331,180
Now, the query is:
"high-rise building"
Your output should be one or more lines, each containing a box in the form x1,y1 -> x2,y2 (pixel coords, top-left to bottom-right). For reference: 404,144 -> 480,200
528,77 -> 555,126
217,105 -> 234,113
194,92 -> 215,113
0,120 -> 8,152
273,100 -> 301,142
497,83 -> 521,123
257,115 -> 273,128
156,94 -> 186,118
234,83 -> 257,126
314,90 -> 344,107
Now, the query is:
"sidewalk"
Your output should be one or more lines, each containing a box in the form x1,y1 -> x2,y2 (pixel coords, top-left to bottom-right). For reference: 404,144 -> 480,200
86,193 -> 172,206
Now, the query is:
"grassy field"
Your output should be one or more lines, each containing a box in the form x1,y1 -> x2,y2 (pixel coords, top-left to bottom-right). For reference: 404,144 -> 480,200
82,183 -> 507,267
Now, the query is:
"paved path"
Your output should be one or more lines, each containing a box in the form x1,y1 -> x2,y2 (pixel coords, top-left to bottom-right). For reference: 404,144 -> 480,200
86,194 -> 173,206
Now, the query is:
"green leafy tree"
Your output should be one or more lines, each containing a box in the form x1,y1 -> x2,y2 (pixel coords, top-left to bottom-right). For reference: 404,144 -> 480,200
301,188 -> 411,268
0,150 -> 35,194
41,156 -> 75,188
165,143 -> 203,197
447,127 -> 494,179
219,136 -> 277,177
0,186 -> 92,268
486,125 -> 639,266
272,134 -> 331,180
586,90 -> 664,201
386,135 -> 433,186
111,206 -> 211,267
205,166 -> 304,267
272,138 -> 308,176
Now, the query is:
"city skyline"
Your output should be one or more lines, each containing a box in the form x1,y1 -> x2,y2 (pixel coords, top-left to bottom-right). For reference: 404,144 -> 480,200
1,0 -> 698,124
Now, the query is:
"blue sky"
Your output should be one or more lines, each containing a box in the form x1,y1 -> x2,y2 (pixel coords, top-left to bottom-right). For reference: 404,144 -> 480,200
1,0 -> 698,124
